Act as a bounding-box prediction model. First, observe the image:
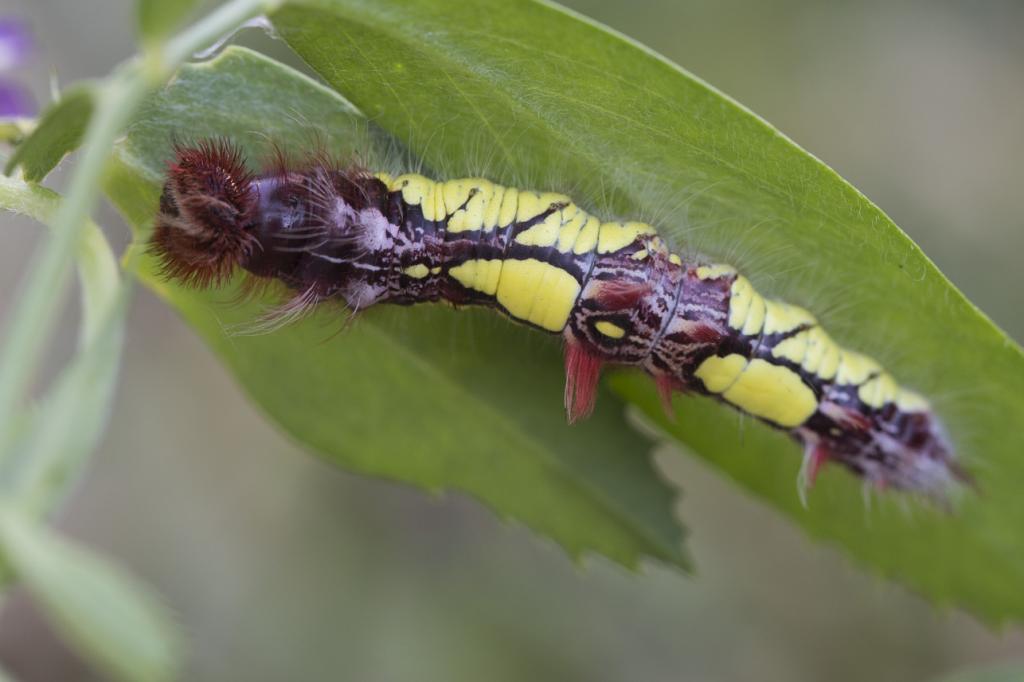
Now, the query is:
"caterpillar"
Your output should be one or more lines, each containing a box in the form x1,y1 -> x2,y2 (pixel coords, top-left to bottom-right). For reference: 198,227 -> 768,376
151,139 -> 969,500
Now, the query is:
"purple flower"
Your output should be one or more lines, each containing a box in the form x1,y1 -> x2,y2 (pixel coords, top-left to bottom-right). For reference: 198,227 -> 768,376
0,17 -> 35,118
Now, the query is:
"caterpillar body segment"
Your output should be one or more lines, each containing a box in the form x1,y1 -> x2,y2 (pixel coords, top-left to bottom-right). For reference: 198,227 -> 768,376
152,140 -> 967,499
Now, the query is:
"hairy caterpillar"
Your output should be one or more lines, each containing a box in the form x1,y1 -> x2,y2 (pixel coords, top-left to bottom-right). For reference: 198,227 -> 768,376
151,139 -> 969,499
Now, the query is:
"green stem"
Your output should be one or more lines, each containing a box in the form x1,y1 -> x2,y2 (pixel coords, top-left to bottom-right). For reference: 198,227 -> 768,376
0,179 -> 116,336
0,73 -> 143,418
162,0 -> 280,67
0,0 -> 282,453
0,176 -> 121,515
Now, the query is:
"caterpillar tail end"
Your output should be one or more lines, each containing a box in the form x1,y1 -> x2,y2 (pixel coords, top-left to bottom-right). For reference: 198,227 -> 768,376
797,404 -> 974,507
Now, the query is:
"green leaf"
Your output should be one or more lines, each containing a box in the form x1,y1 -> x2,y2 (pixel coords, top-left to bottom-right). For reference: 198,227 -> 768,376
104,46 -> 688,571
137,0 -> 201,45
4,87 -> 94,183
264,0 -> 1024,622
0,509 -> 181,682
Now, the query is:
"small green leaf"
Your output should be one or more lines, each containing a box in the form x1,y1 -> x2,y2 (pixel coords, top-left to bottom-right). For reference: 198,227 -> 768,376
104,46 -> 689,571
137,0 -> 202,45
264,0 -> 1024,622
0,509 -> 181,682
4,87 -> 94,183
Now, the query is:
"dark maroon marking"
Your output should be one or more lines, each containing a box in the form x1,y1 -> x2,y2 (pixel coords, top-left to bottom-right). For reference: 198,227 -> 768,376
595,279 -> 652,310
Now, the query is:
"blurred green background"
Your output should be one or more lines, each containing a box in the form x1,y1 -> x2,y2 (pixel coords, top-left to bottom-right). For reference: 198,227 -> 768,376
1,0 -> 1022,680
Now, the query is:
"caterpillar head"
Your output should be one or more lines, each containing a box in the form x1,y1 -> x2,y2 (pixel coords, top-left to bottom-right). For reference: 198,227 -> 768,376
151,139 -> 258,287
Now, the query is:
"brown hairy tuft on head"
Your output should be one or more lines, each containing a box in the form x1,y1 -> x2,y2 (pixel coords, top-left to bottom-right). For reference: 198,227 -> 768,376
150,138 -> 259,287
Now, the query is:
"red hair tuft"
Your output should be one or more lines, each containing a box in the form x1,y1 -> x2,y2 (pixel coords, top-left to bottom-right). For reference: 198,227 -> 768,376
564,339 -> 604,423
